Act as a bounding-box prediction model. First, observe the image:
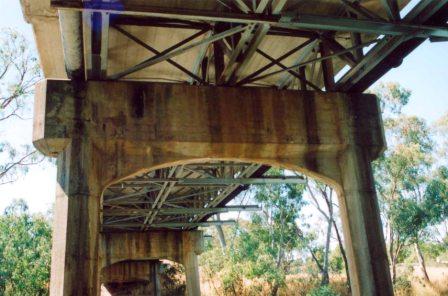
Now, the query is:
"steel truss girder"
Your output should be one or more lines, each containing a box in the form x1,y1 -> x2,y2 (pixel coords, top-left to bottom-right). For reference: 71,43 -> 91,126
118,176 -> 305,186
108,25 -> 247,79
53,1 -> 448,38
101,162 -> 271,231
103,220 -> 236,229
241,38 -> 380,85
335,0 -> 448,92
112,25 -> 206,84
103,205 -> 260,216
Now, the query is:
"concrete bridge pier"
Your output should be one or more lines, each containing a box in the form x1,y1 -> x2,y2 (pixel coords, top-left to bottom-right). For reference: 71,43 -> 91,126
101,260 -> 162,296
34,79 -> 393,295
99,231 -> 204,296
49,136 -> 102,295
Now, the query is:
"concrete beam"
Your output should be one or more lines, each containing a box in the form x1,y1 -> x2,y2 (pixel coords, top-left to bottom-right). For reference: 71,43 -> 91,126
33,79 -> 385,163
99,231 -> 204,268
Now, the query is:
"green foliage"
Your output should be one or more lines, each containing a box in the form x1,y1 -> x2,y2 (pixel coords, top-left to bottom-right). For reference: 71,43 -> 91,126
159,262 -> 185,296
329,249 -> 344,273
0,199 -> 52,295
200,169 -> 307,296
423,166 -> 448,224
307,285 -> 340,296
390,198 -> 426,241
230,169 -> 305,290
420,242 -> 447,260
0,28 -> 43,185
372,82 -> 411,115
388,165 -> 448,243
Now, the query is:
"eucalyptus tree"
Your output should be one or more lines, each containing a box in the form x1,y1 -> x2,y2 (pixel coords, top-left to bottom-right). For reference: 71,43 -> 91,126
234,170 -> 306,296
371,82 -> 448,282
0,199 -> 52,295
305,178 -> 350,288
0,28 -> 41,184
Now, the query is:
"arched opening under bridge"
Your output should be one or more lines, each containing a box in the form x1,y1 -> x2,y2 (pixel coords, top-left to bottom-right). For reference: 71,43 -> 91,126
100,159 -> 350,295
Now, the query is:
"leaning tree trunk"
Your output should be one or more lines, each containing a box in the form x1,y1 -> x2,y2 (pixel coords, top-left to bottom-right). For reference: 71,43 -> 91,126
388,225 -> 397,283
321,213 -> 332,285
320,187 -> 333,286
414,241 -> 430,282
332,219 -> 351,291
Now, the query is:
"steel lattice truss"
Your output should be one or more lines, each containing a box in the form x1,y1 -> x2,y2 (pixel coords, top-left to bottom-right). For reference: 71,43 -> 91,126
53,0 -> 448,92
102,161 -> 305,231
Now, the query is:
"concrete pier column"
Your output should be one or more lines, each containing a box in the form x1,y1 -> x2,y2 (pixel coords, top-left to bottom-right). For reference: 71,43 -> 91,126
182,231 -> 204,296
337,146 -> 393,296
184,251 -> 200,296
50,138 -> 101,295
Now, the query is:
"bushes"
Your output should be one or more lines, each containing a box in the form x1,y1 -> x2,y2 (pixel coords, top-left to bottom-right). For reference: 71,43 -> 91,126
307,285 -> 340,296
159,262 -> 186,296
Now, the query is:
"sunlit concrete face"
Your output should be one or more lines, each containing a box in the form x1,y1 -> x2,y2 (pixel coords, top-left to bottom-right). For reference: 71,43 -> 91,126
34,79 -> 391,296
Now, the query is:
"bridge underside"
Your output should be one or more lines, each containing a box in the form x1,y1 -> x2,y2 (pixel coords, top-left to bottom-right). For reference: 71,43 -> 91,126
22,0 -> 448,295
22,0 -> 448,92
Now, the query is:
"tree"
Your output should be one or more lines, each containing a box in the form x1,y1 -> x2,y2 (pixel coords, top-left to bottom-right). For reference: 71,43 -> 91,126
231,170 -> 306,296
375,114 -> 435,282
372,82 -> 448,283
305,178 -> 350,289
0,199 -> 52,295
200,169 -> 307,296
389,166 -> 448,282
0,28 -> 41,185
434,112 -> 448,159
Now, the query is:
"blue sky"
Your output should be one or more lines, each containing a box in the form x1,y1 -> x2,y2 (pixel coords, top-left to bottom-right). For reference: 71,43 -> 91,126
0,0 -> 447,212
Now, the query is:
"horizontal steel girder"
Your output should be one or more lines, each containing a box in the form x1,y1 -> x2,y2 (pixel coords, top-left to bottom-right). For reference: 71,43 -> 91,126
52,1 -> 448,38
116,176 -> 305,186
103,220 -> 237,228
102,205 -> 261,216
335,0 -> 448,91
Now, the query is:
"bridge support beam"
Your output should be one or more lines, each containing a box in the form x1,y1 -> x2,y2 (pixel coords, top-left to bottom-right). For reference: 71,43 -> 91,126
34,79 -> 392,295
101,260 -> 162,296
99,231 -> 204,295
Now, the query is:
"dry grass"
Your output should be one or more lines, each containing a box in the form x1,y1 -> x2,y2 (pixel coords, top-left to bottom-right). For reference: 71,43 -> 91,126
402,267 -> 448,296
201,273 -> 349,296
201,266 -> 448,296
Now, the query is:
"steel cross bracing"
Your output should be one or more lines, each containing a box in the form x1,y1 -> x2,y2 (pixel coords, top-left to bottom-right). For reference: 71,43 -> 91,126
101,161 -> 304,232
53,0 -> 448,92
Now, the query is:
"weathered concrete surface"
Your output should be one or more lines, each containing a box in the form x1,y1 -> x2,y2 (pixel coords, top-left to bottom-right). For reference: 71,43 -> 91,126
34,79 -> 392,296
101,260 -> 162,296
100,231 -> 204,268
34,79 -> 385,186
100,231 -> 203,296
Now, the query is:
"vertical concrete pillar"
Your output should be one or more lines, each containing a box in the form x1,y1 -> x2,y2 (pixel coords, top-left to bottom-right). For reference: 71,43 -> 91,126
184,251 -> 200,296
50,137 -> 101,295
337,146 -> 393,296
182,231 -> 204,296
151,261 -> 162,296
